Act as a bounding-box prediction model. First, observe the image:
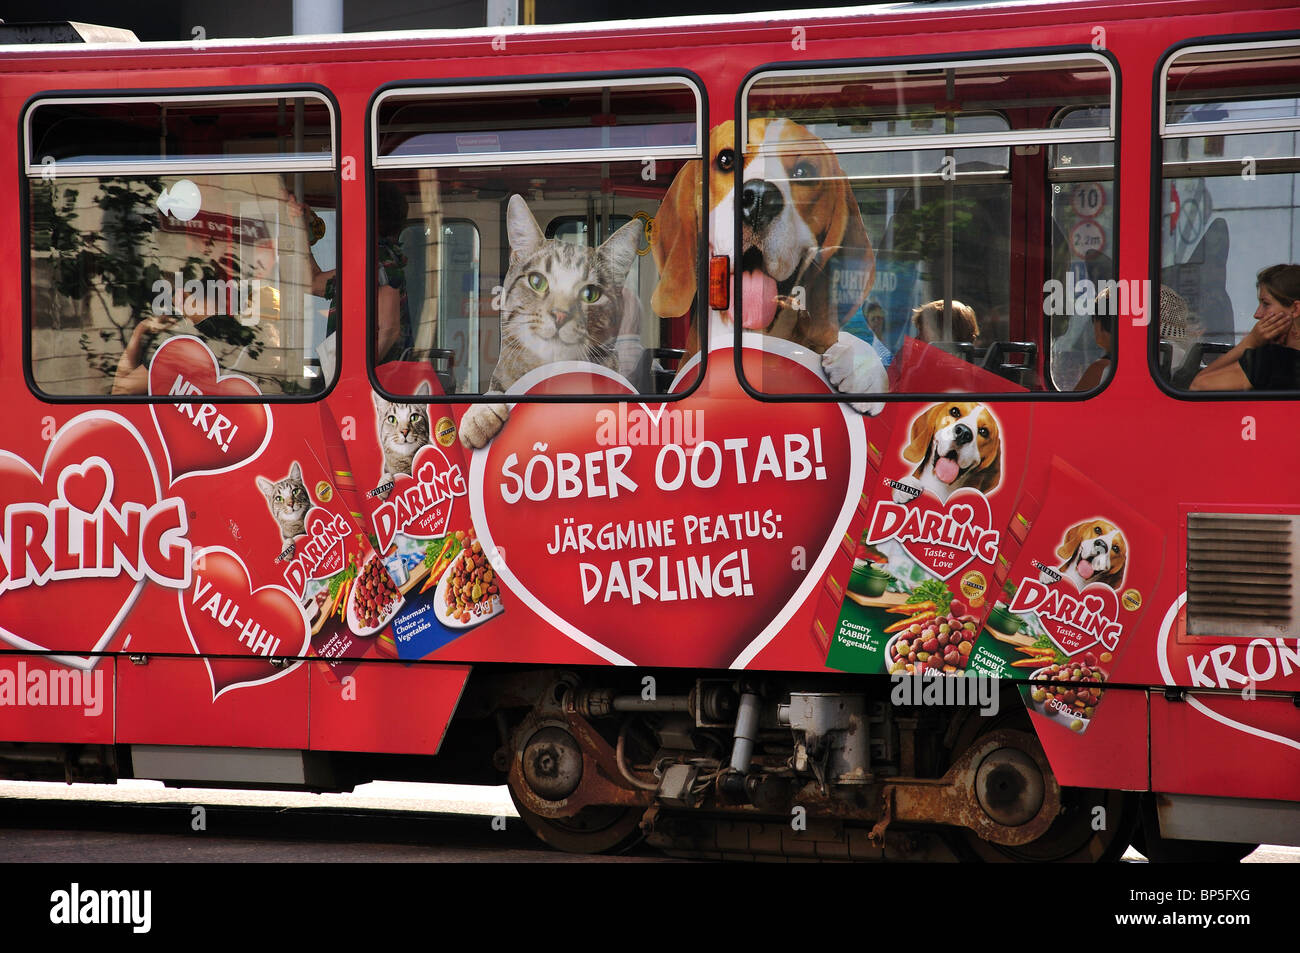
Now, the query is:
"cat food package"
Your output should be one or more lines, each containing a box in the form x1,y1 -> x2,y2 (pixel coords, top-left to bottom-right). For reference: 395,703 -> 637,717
824,399 -> 1035,674
966,457 -> 1165,734
144,335 -> 385,679
324,363 -> 504,661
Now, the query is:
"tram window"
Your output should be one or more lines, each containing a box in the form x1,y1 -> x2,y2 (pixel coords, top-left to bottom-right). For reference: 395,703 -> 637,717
24,93 -> 338,398
1157,43 -> 1300,394
740,55 -> 1116,399
370,79 -> 702,399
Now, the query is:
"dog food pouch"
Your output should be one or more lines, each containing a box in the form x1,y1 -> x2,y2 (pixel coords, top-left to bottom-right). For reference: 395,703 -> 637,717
967,457 -> 1165,733
323,364 -> 504,661
824,400 -> 1035,674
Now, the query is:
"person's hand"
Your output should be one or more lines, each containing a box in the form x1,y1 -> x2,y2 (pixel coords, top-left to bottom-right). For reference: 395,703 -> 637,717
1244,309 -> 1292,348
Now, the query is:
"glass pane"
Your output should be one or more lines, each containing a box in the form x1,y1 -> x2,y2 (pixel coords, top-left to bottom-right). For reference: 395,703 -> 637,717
746,57 -> 1111,144
376,83 -> 697,161
29,171 -> 337,396
28,96 -> 333,169
1156,171 -> 1300,389
372,159 -> 699,398
742,60 -> 1114,398
1159,44 -> 1300,392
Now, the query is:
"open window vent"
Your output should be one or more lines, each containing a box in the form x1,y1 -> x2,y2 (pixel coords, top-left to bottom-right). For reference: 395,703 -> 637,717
1186,513 -> 1295,638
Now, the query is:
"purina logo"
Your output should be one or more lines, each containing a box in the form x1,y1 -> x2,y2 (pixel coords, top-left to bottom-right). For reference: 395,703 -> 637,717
49,883 -> 151,933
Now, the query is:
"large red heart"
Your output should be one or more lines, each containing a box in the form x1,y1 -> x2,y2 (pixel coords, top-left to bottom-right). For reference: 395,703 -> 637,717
469,345 -> 864,667
865,488 -> 997,581
148,335 -> 272,485
1007,576 -> 1121,657
179,547 -> 310,700
372,444 -> 466,552
0,413 -> 187,669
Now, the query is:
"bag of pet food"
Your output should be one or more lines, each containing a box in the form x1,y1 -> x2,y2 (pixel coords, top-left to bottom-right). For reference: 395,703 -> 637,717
825,397 -> 1035,674
323,363 -> 503,661
966,457 -> 1165,733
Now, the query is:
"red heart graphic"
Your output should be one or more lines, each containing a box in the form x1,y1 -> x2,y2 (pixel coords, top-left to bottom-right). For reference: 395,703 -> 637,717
58,458 -> 111,514
0,413 -> 182,669
373,444 -> 465,552
867,489 -> 996,582
280,506 -> 350,599
1010,577 -> 1121,656
470,345 -> 864,667
179,547 -> 310,699
148,336 -> 273,485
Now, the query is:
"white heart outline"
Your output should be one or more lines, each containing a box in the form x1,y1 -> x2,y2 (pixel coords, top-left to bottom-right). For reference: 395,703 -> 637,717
179,546 -> 310,701
468,335 -> 866,668
57,456 -> 113,515
147,335 -> 274,487
0,411 -> 165,671
883,489 -> 992,583
383,442 -> 458,547
1157,591 -> 1300,752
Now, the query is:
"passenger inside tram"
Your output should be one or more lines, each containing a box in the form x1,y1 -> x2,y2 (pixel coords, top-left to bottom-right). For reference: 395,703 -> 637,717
1190,263 -> 1300,391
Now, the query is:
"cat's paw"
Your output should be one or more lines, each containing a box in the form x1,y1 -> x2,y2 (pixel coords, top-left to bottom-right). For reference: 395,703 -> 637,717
459,402 -> 509,449
822,335 -> 888,416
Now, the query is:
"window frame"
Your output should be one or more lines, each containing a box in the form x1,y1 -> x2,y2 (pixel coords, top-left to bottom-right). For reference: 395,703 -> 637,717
1150,33 -> 1300,401
366,71 -> 709,405
734,47 -> 1121,405
21,83 -> 343,404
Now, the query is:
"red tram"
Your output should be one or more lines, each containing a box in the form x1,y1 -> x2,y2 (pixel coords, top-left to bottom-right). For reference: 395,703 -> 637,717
1,0 -> 1299,860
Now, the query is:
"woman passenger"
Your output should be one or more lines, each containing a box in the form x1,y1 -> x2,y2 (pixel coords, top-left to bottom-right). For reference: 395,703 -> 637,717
1190,264 -> 1300,391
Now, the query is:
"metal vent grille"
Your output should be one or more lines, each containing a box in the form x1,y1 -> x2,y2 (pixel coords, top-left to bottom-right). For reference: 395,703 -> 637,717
1186,514 -> 1294,637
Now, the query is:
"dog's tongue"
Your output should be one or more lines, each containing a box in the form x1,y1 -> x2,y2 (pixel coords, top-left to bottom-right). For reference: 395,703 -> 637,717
742,269 -> 779,330
934,457 -> 960,485
1077,562 -> 1094,580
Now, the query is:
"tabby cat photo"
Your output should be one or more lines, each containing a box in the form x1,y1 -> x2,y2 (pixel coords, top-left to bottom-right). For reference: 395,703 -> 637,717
373,379 -> 433,490
459,194 -> 643,449
256,461 -> 310,544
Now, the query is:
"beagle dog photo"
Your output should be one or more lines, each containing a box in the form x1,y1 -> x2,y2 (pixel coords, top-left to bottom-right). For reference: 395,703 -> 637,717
1047,519 -> 1127,590
892,401 -> 1002,504
652,118 -> 888,413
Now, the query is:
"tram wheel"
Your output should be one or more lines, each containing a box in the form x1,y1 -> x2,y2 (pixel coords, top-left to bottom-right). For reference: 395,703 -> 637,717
507,788 -> 645,855
957,784 -> 1136,863
945,706 -> 1136,863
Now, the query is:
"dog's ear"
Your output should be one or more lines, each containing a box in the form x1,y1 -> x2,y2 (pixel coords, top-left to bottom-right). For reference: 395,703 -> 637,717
1057,523 -> 1087,561
650,152 -> 703,319
969,447 -> 1001,495
902,405 -> 939,465
815,151 -> 875,313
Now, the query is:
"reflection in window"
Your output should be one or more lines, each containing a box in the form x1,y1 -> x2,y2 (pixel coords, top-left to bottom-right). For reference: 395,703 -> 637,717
1158,42 -> 1300,391
743,55 -> 1116,397
371,80 -> 702,399
26,95 -> 337,397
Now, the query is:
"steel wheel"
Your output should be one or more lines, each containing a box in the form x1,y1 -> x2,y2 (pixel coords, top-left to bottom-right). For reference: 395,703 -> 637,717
507,787 -> 644,854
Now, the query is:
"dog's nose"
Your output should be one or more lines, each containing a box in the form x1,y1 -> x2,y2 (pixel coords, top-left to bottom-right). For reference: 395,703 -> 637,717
742,179 -> 784,231
953,423 -> 972,446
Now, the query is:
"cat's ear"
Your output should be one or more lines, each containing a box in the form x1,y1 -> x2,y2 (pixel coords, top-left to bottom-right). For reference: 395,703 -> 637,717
414,379 -> 432,398
290,462 -> 302,482
598,218 -> 644,286
372,390 -> 388,416
506,194 -> 545,258
255,475 -> 274,499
